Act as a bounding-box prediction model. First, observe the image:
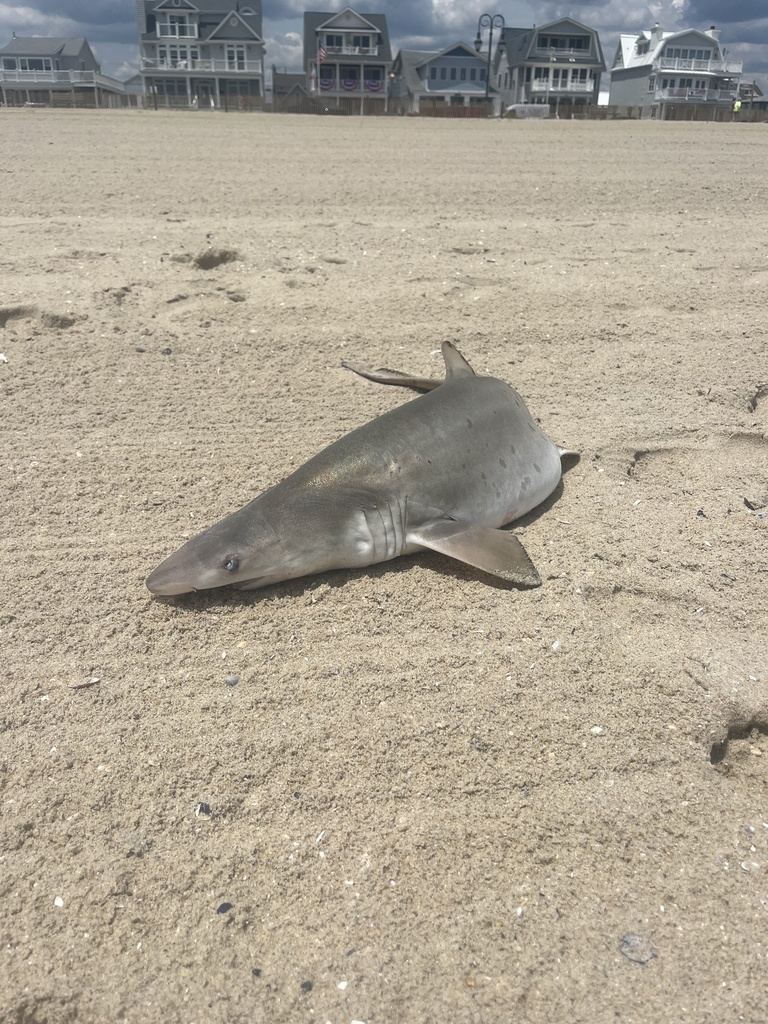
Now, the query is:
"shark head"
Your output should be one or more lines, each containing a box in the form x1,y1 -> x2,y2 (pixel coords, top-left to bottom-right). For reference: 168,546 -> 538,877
145,492 -> 369,596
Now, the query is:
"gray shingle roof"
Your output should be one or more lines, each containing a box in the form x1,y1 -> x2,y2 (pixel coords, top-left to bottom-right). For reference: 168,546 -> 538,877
0,36 -> 89,57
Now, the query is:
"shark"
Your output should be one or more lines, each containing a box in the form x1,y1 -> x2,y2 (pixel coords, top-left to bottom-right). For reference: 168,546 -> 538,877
145,342 -> 577,596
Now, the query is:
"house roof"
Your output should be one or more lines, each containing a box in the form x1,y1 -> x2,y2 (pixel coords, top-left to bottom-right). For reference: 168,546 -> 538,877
203,10 -> 262,43
393,44 -> 495,98
0,36 -> 90,57
272,71 -> 309,97
303,8 -> 392,67
142,1 -> 263,37
497,18 -> 605,72
613,27 -> 723,71
149,1 -> 260,11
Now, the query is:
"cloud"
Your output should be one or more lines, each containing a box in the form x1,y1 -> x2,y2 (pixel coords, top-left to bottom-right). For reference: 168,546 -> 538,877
0,0 -> 765,89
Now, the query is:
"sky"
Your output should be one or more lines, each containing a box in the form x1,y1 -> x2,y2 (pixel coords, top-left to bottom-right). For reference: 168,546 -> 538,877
0,1 -> 765,91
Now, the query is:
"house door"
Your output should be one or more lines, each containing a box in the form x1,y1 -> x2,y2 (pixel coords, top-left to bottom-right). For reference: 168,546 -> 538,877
196,81 -> 214,107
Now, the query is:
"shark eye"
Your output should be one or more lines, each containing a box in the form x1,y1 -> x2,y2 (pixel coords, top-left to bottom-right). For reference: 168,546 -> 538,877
222,556 -> 240,573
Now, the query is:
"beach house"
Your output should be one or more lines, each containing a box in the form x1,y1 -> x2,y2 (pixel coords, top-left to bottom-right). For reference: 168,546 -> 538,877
608,24 -> 742,118
304,7 -> 392,114
389,43 -> 497,116
136,0 -> 266,109
0,36 -> 132,107
493,18 -> 604,115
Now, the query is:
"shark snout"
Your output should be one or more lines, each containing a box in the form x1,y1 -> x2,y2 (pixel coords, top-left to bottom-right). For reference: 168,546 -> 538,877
145,566 -> 198,595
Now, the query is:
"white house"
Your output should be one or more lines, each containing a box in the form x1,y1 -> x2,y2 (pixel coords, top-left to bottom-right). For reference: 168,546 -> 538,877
609,24 -> 742,117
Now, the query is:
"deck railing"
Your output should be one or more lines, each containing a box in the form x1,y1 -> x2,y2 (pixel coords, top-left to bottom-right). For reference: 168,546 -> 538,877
324,45 -> 380,56
0,68 -> 125,90
654,87 -> 736,102
654,57 -> 743,74
141,58 -> 263,74
530,80 -> 593,93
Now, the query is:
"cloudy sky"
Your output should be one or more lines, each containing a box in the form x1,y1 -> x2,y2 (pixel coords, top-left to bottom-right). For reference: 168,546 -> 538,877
0,1 -> 765,88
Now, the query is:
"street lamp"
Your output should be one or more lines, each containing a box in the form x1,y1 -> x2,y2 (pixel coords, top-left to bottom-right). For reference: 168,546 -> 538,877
474,12 -> 505,103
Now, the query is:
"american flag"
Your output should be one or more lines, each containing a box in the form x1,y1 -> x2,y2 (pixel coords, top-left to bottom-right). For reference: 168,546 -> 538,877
317,45 -> 327,64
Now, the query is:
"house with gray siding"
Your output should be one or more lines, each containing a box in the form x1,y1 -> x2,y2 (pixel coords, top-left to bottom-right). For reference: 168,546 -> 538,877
609,24 -> 742,117
304,7 -> 392,114
390,43 -> 497,115
493,18 -> 604,114
136,0 -> 265,109
0,36 -> 131,107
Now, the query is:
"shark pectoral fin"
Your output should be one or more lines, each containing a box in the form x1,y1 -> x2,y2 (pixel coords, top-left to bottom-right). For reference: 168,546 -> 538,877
409,521 -> 542,587
342,361 -> 443,393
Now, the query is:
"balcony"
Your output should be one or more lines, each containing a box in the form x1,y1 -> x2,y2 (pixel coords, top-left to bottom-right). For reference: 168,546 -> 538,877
654,87 -> 736,103
0,68 -> 125,89
157,23 -> 198,39
655,57 -> 742,74
318,76 -> 385,93
142,58 -> 262,75
534,47 -> 592,59
324,45 -> 380,57
530,79 -> 594,94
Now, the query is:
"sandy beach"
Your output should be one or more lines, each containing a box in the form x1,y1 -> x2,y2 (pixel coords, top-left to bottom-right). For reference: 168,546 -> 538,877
1,108 -> 767,1022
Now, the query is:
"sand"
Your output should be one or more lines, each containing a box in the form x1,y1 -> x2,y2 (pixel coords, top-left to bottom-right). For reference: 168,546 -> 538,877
1,108 -> 767,1023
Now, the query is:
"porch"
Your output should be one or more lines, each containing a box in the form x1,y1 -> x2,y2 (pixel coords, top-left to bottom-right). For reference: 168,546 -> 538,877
142,57 -> 263,75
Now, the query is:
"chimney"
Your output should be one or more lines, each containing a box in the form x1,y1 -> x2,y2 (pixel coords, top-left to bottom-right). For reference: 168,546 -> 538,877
705,25 -> 720,40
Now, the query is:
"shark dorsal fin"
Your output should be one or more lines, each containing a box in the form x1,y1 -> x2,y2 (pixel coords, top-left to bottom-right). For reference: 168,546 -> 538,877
442,340 -> 476,379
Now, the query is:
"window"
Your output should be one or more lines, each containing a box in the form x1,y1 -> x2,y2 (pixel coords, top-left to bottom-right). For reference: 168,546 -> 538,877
460,67 -> 466,81
325,34 -> 342,49
440,67 -> 446,80
469,67 -> 476,81
158,14 -> 195,38
227,45 -> 246,71
352,35 -> 370,50
2,57 -> 17,69
450,67 -> 456,80
430,66 -> 436,79
648,75 -> 656,91
19,57 -> 53,71
537,34 -> 588,50
479,68 -> 486,81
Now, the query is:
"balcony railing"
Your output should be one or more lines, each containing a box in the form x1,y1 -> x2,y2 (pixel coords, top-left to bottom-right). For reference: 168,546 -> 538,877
157,24 -> 199,39
141,58 -> 262,74
534,47 -> 592,58
0,68 -> 125,89
654,57 -> 742,74
318,76 -> 385,93
530,79 -> 593,93
654,87 -> 736,102
324,45 -> 380,57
